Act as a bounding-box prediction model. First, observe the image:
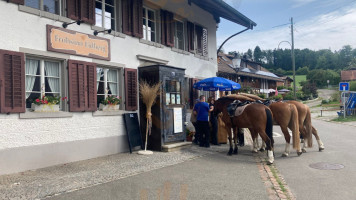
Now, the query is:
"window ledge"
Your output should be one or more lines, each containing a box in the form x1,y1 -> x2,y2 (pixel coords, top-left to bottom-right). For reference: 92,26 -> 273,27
20,111 -> 73,119
91,26 -> 126,38
18,5 -> 71,23
92,110 -> 136,117
194,54 -> 209,61
139,39 -> 164,48
171,47 -> 190,55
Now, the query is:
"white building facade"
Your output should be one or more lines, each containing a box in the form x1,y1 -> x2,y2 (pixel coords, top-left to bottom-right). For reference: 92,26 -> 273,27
0,0 -> 255,175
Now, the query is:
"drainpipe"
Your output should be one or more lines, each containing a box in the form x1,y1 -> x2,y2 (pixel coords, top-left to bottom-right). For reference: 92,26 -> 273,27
217,27 -> 250,55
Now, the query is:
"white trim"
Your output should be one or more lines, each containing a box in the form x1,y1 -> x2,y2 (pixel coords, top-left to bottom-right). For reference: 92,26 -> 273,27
136,54 -> 169,65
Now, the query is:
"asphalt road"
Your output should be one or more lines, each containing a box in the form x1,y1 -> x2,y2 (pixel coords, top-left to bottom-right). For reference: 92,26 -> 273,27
47,148 -> 269,200
47,117 -> 356,200
272,119 -> 356,200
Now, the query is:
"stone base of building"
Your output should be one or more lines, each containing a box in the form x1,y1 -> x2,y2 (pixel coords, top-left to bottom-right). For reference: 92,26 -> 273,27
0,135 -> 129,175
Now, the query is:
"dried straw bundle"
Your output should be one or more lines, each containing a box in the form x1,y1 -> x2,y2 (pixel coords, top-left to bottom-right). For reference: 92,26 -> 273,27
139,81 -> 161,151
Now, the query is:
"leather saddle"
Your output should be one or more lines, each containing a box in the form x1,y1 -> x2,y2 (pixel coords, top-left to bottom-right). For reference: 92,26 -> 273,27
227,100 -> 250,117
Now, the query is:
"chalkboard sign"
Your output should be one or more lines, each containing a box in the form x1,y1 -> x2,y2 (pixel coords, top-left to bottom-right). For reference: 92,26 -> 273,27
123,113 -> 143,153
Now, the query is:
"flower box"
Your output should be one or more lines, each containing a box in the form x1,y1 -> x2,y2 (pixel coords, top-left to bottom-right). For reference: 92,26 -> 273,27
31,103 -> 60,112
99,104 -> 120,111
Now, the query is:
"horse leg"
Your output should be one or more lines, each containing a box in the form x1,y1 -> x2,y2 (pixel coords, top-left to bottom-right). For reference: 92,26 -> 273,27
233,127 -> 239,154
250,129 -> 259,153
300,126 -> 309,153
260,139 -> 266,152
280,126 -> 291,157
226,126 -> 233,156
312,126 -> 324,151
259,130 -> 274,164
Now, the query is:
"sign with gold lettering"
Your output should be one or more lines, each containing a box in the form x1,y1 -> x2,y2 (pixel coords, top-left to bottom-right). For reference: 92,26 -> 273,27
47,25 -> 110,60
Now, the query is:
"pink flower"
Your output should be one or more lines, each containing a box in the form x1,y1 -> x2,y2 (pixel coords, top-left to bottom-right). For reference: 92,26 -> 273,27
36,99 -> 40,103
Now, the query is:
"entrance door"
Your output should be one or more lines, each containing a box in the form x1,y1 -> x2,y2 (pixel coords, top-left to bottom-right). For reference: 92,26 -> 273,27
162,76 -> 185,143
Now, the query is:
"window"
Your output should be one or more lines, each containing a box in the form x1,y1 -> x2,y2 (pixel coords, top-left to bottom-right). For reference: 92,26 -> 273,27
165,80 -> 181,105
25,58 -> 61,108
174,20 -> 184,50
96,67 -> 119,107
142,7 -> 156,42
95,0 -> 116,30
25,0 -> 63,15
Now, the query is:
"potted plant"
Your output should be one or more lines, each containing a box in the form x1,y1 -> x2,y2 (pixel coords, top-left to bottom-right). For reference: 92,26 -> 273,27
99,95 -> 121,111
186,129 -> 194,142
31,96 -> 67,112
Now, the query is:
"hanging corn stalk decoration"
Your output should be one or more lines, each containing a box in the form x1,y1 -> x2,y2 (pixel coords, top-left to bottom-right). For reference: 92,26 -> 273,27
138,80 -> 161,155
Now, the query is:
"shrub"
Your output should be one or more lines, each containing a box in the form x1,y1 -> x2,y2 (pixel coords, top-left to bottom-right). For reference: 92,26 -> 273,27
350,81 -> 356,91
268,94 -> 283,100
258,93 -> 266,99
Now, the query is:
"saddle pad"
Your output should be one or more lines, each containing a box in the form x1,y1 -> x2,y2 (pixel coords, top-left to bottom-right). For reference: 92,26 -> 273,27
234,104 -> 249,117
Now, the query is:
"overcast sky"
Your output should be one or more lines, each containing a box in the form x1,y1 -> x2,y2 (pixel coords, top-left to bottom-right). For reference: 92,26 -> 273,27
217,0 -> 356,53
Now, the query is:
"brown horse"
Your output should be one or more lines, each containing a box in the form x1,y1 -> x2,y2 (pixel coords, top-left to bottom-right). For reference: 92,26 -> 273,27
287,101 -> 325,152
268,102 -> 302,156
239,94 -> 302,157
214,96 -> 275,164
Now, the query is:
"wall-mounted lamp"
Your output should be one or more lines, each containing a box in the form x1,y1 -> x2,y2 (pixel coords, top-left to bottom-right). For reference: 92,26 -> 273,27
62,20 -> 83,28
94,29 -> 112,36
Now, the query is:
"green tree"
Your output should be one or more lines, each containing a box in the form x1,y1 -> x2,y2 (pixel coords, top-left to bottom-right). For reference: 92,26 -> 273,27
246,49 -> 253,60
296,66 -> 309,75
253,46 -> 263,63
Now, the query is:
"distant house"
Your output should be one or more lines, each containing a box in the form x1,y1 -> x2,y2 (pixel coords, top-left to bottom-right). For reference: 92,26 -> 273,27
341,69 -> 356,81
217,53 -> 283,97
276,76 -> 294,87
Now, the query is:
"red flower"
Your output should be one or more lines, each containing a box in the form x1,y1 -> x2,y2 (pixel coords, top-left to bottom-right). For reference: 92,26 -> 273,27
44,100 -> 48,104
36,99 -> 40,102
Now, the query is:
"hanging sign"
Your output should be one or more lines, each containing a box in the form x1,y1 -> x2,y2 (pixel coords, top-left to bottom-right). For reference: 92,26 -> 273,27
47,25 -> 110,60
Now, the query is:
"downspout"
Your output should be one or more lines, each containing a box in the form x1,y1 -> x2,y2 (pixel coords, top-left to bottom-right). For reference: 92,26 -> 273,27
217,26 -> 250,55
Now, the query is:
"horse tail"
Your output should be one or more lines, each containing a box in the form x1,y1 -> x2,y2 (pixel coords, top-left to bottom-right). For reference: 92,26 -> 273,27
305,107 -> 313,147
265,108 -> 274,146
289,104 -> 300,150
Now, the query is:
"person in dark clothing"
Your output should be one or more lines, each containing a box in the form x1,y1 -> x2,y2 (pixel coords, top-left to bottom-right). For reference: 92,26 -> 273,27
193,95 -> 210,148
191,99 -> 200,145
208,96 -> 219,145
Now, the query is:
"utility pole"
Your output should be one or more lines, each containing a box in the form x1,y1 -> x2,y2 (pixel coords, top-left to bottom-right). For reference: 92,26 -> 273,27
291,17 -> 296,100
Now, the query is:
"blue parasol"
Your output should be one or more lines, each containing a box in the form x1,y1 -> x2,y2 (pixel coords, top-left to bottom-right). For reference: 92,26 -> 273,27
193,77 -> 241,91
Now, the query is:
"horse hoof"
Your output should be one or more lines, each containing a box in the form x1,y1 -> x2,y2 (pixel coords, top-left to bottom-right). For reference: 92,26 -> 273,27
282,153 -> 288,157
302,149 -> 307,153
259,148 -> 265,152
233,149 -> 238,154
267,161 -> 273,165
252,149 -> 258,153
297,151 -> 303,156
319,147 -> 324,151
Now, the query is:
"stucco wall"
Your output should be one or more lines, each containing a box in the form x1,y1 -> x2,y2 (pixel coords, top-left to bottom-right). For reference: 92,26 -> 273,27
0,0 -> 218,174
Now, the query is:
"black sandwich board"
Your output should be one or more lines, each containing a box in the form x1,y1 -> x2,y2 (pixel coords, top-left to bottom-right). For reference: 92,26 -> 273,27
123,113 -> 143,153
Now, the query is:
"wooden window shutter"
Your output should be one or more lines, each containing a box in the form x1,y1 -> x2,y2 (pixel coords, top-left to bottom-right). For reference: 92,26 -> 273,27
8,0 -> 24,5
160,10 -> 167,46
132,0 -> 143,38
187,21 -> 194,51
68,60 -> 86,112
85,63 -> 97,111
67,0 -> 80,20
68,60 -> 97,112
124,68 -> 137,111
161,10 -> 174,47
195,25 -> 203,54
122,0 -> 133,35
80,0 -> 95,25
166,11 -> 174,47
0,50 -> 25,113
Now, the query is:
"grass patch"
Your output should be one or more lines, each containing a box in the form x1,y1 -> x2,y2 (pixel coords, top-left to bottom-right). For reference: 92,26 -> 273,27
269,166 -> 287,194
332,116 -> 356,122
287,75 -> 306,88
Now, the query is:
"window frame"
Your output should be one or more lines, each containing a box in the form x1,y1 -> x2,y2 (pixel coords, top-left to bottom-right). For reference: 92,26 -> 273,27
96,66 -> 120,108
174,19 -> 185,51
142,6 -> 157,42
25,56 -> 63,110
95,0 -> 117,31
24,0 -> 65,16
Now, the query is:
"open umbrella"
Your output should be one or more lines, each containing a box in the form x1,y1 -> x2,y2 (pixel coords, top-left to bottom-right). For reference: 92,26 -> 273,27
278,89 -> 290,93
193,77 -> 241,91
